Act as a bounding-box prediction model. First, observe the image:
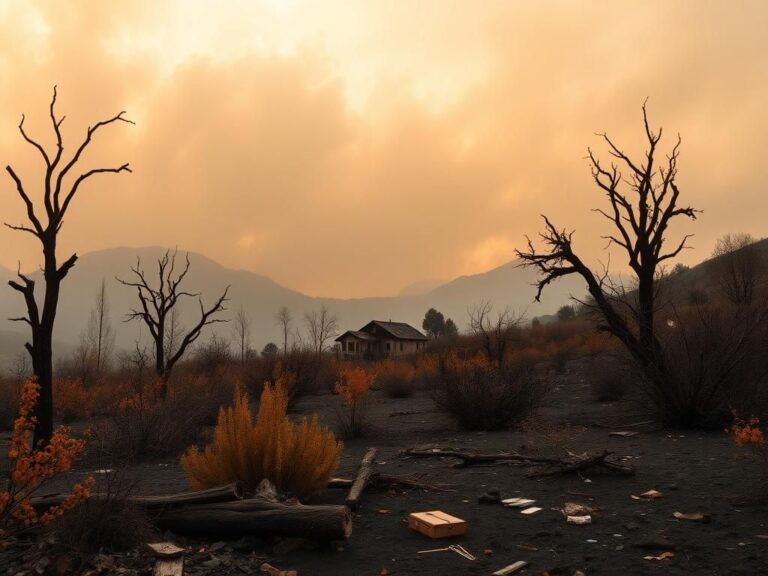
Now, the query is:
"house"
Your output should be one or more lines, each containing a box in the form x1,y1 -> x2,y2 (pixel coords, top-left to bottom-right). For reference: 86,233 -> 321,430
335,320 -> 429,358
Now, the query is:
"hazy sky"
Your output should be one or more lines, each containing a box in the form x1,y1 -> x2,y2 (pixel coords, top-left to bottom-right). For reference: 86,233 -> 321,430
1,1 -> 767,297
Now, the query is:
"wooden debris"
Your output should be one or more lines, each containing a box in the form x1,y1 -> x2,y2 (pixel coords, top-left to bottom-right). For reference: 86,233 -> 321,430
154,557 -> 183,576
643,551 -> 674,561
633,489 -> 663,499
492,560 -> 528,575
562,502 -> 594,516
566,515 -> 592,525
402,447 -> 634,477
328,473 -> 454,492
609,431 -> 639,437
502,498 -> 536,508
520,506 -> 542,515
409,510 -> 466,538
147,542 -> 185,576
155,497 -> 352,541
146,542 -> 185,558
260,562 -> 298,576
346,448 -> 378,510
417,544 -> 475,560
673,511 -> 709,523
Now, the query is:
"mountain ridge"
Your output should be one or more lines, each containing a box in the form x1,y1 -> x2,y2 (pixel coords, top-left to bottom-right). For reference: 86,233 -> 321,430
0,246 -> 582,361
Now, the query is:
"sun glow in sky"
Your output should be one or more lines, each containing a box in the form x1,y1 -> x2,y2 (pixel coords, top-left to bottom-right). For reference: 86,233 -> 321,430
1,1 -> 767,297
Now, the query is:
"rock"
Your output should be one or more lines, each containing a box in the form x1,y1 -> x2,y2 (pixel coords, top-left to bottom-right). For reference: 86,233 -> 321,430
231,536 -> 260,552
202,557 -> 222,569
273,538 -> 306,555
624,522 -> 640,531
478,490 -> 501,504
208,541 -> 227,553
634,539 -> 676,551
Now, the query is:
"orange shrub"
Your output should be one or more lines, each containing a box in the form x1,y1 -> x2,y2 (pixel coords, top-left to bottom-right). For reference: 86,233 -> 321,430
334,364 -> 374,437
728,415 -> 768,488
729,415 -> 765,447
181,379 -> 342,499
0,379 -> 94,543
108,377 -> 224,460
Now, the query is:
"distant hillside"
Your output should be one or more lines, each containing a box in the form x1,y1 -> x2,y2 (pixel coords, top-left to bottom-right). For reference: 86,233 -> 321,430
659,237 -> 768,304
0,246 -> 583,364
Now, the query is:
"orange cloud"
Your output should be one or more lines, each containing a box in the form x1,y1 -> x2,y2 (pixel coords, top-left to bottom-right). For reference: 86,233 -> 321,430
0,1 -> 766,297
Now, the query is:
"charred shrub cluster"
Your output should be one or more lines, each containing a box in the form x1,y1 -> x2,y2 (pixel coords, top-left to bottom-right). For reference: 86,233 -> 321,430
432,351 -> 547,431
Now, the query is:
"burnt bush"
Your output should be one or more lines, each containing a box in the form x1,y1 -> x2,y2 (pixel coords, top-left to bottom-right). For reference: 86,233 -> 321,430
432,352 -> 548,431
102,373 -> 235,460
652,302 -> 768,428
50,471 -> 154,556
249,349 -> 338,401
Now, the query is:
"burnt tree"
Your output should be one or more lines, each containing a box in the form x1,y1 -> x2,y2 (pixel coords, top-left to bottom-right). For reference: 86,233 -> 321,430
516,105 -> 698,418
5,87 -> 132,445
118,249 -> 229,396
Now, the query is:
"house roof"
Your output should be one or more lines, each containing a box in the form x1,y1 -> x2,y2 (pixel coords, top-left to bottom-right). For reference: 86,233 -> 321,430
363,320 -> 429,341
335,330 -> 378,342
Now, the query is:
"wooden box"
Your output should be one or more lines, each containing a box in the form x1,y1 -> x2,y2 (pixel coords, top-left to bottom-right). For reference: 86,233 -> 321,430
408,510 -> 466,538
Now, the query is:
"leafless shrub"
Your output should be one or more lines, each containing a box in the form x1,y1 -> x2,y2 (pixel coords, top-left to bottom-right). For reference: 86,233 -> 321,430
50,470 -> 154,555
655,302 -> 768,427
712,233 -> 764,306
102,374 -> 233,460
432,352 -> 548,431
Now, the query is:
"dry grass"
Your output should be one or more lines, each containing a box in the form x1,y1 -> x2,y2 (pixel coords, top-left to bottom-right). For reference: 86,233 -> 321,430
181,379 -> 342,499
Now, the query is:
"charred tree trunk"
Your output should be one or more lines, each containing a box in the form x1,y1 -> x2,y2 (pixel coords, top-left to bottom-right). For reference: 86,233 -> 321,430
31,483 -> 244,512
516,103 -> 698,424
5,87 -> 132,445
118,249 -> 229,397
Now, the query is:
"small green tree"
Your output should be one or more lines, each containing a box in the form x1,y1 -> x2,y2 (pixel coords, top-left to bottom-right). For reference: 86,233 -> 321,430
262,342 -> 279,357
443,318 -> 459,337
556,305 -> 576,322
422,308 -> 445,339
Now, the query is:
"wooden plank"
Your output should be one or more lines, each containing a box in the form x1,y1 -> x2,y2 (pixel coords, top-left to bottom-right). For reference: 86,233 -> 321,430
147,542 -> 185,558
153,557 -> 184,576
492,561 -> 528,575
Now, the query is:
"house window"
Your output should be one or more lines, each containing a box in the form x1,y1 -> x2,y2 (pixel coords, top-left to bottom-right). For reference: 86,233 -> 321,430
386,342 -> 391,351
347,341 -> 356,353
400,342 -> 404,352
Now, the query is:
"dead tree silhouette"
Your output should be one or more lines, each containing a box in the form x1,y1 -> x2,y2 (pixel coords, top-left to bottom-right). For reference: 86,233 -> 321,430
5,87 -> 132,445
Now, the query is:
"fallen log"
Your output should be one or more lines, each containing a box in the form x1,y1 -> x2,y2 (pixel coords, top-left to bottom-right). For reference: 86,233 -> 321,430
328,473 -> 454,492
402,448 -> 560,468
345,448 -> 377,510
261,563 -> 298,576
401,448 -> 634,477
525,450 -> 634,478
31,483 -> 244,512
153,498 -> 352,541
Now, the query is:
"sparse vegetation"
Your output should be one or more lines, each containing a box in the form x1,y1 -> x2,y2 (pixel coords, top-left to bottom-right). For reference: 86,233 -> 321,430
334,364 -> 374,437
432,351 -> 547,431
